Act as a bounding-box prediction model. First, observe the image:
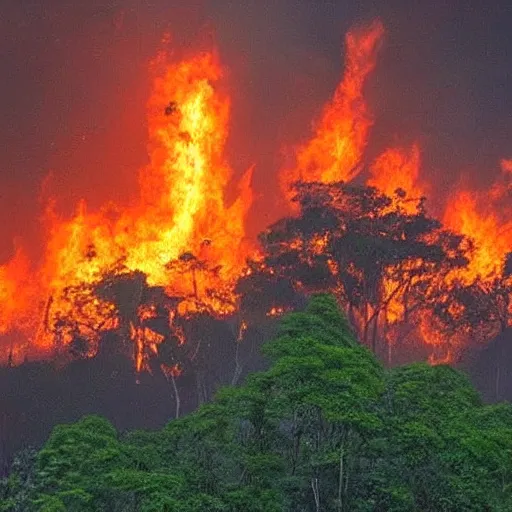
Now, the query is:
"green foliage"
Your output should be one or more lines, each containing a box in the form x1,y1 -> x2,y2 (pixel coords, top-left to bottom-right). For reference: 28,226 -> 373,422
2,295 -> 511,511
0,448 -> 37,511
271,294 -> 356,349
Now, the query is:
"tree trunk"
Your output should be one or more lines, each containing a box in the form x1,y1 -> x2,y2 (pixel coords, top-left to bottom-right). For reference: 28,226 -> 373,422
371,310 -> 379,354
170,373 -> 181,419
337,440 -> 345,512
311,477 -> 320,512
231,337 -> 243,386
291,409 -> 303,476
336,428 -> 349,512
196,370 -> 207,405
191,266 -> 198,299
388,339 -> 393,367
362,301 -> 369,345
496,363 -> 501,402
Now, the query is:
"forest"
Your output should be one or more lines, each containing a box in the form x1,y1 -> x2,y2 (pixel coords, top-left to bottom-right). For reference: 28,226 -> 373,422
0,181 -> 511,497
1,7 -> 511,511
13,180 -> 512,369
2,294 -> 512,511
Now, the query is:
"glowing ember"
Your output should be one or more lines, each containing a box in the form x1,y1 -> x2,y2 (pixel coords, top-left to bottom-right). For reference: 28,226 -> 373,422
267,306 -> 285,317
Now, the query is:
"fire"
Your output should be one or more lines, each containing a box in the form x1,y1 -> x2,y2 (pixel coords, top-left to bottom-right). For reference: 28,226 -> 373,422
368,144 -> 427,213
442,167 -> 512,283
0,44 -> 253,365
278,20 -> 511,364
0,20 -> 510,371
0,246 -> 32,336
280,20 -> 385,201
120,49 -> 253,291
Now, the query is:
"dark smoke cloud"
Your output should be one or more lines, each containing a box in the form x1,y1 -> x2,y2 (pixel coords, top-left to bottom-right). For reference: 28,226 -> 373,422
1,0 -> 511,257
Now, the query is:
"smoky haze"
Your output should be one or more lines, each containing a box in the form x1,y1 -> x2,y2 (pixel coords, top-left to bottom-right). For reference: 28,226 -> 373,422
1,0 -> 511,260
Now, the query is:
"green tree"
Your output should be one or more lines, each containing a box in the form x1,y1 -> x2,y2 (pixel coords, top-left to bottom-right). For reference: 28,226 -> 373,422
4,294 -> 512,512
368,363 -> 499,511
31,416 -> 131,511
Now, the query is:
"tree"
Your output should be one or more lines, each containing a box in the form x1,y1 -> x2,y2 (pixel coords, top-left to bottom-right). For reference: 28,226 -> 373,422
366,363 -> 502,511
31,416 -> 131,511
434,253 -> 512,344
240,181 -> 469,360
256,294 -> 385,511
0,448 -> 37,512
4,295 -> 512,511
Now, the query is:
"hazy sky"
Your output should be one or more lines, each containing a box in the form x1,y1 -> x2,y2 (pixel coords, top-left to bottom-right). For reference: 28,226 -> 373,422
1,0 -> 511,259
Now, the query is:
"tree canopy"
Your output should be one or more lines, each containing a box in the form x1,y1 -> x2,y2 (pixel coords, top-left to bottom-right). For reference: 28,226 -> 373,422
2,295 -> 511,511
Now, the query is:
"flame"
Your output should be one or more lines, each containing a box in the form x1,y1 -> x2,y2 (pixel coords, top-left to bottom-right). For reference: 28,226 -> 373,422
276,19 -> 510,363
0,20 -> 510,371
280,20 -> 385,201
0,45 -> 253,365
443,187 -> 512,283
368,144 -> 427,213
0,246 -> 33,336
120,50 -> 253,288
442,159 -> 511,283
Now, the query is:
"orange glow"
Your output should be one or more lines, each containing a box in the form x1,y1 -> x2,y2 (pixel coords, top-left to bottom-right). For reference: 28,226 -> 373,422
443,186 -> 512,282
267,306 -> 285,317
428,351 -> 454,366
280,20 -> 385,201
237,319 -> 248,342
501,159 -> 512,175
368,144 -> 427,213
161,363 -> 183,378
0,246 -> 33,336
0,45 -> 254,366
420,314 -> 456,365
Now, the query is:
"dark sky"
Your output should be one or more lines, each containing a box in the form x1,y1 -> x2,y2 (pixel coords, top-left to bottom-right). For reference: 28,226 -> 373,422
1,0 -> 511,260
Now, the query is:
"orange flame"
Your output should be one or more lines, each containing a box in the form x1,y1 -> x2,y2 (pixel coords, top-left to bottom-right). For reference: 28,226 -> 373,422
0,45 -> 254,365
0,246 -> 32,336
280,20 -> 385,201
368,144 -> 427,213
443,187 -> 511,283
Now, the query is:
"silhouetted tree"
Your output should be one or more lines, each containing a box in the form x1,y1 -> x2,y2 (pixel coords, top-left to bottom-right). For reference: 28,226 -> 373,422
239,181 -> 469,358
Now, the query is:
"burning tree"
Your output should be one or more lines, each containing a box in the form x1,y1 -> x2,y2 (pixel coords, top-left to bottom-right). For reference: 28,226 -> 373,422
0,39 -> 254,370
0,18 -> 510,374
433,253 -> 512,344
239,181 -> 470,362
